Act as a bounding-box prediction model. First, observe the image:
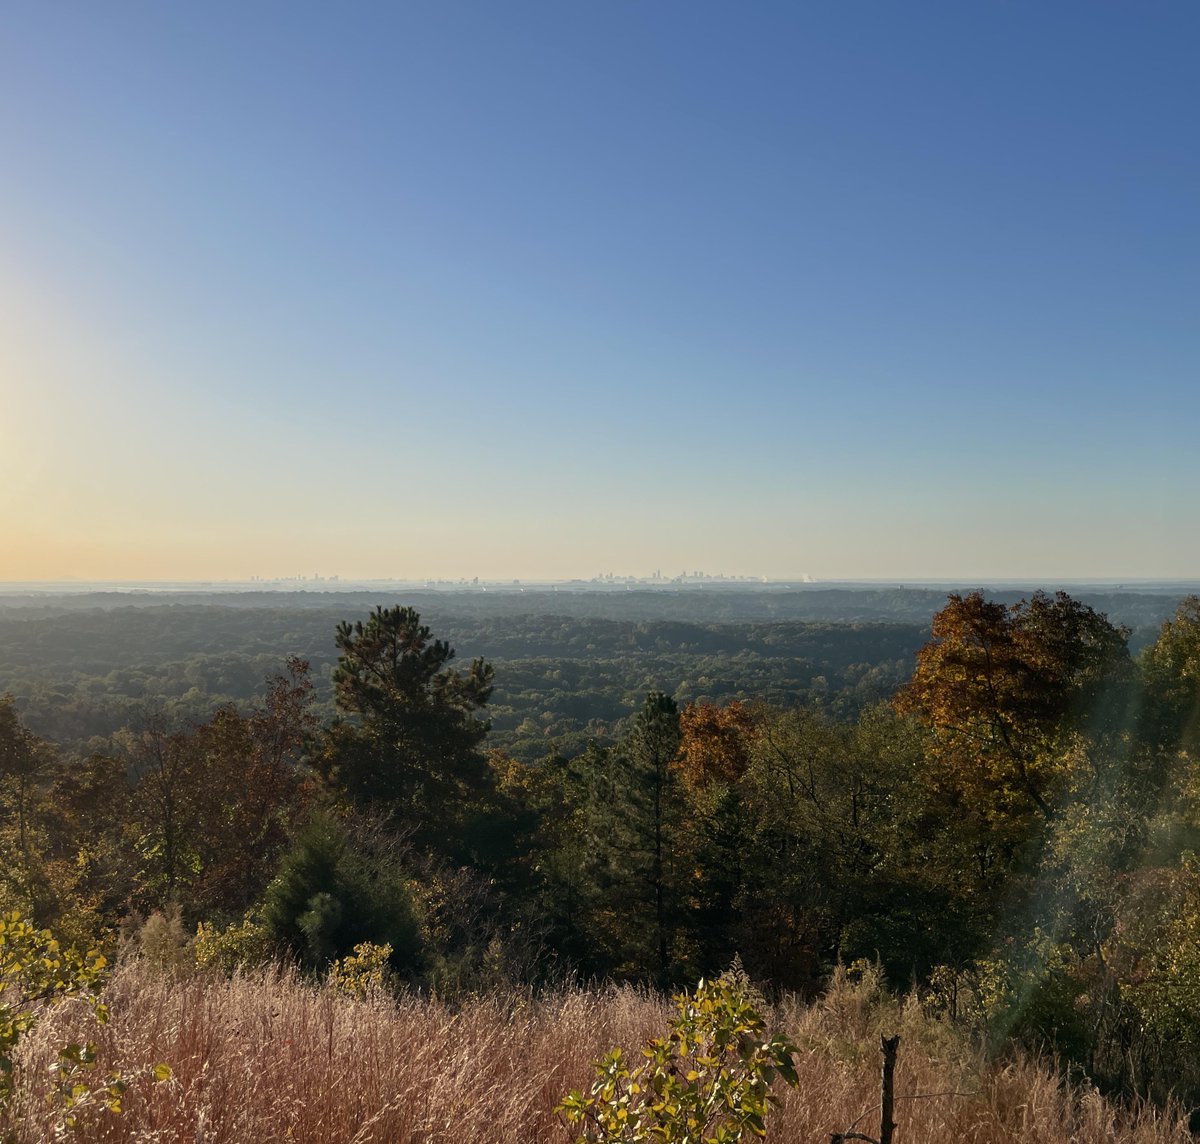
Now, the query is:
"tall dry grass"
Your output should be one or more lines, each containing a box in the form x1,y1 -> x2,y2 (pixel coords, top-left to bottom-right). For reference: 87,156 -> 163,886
0,958 -> 1191,1143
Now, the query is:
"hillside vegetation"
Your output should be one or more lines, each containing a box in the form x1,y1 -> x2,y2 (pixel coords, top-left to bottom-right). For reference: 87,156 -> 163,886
1,588 -> 1200,1133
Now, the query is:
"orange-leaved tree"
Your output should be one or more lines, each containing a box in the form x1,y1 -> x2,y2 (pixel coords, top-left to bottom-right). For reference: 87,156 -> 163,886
895,590 -> 1130,827
675,700 -> 757,789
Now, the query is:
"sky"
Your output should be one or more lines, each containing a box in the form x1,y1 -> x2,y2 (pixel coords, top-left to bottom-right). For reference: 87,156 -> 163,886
1,2 -> 1197,583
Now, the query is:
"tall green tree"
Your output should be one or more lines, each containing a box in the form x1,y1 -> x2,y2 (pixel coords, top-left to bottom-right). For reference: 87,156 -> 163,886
630,692 -> 684,986
320,606 -> 496,852
729,705 -> 940,988
570,692 -> 685,984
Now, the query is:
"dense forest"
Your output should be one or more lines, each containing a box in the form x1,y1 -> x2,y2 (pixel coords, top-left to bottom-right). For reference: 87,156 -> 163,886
3,587 -> 1200,1113
0,585 -> 1179,759
0,593 -> 932,760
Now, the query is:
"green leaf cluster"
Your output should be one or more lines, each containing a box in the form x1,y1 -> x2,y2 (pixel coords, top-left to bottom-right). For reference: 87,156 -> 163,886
0,909 -> 171,1131
0,910 -> 109,1104
193,911 -> 275,974
326,940 -> 394,999
557,973 -> 798,1143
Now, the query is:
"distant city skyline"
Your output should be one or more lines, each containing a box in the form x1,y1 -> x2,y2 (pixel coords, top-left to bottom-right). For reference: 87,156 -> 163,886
3,3 -> 1197,582
4,574 -> 1199,596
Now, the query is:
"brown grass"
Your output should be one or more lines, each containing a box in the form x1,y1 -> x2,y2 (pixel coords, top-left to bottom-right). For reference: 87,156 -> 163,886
0,959 -> 1190,1143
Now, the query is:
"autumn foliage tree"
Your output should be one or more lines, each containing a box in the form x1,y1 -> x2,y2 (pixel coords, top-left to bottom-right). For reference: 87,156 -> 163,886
673,701 -> 758,974
895,591 -> 1130,822
1140,595 -> 1200,760
0,701 -> 123,942
124,659 -> 317,916
0,698 -> 54,918
675,700 -> 757,788
891,590 -> 1134,925
184,658 -> 317,914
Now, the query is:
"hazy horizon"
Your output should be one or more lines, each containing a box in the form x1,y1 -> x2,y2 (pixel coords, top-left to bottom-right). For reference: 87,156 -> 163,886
4,574 -> 1199,593
3,3 -> 1196,582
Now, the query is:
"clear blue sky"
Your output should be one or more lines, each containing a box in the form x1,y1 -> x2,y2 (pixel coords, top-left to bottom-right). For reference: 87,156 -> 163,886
1,2 -> 1196,581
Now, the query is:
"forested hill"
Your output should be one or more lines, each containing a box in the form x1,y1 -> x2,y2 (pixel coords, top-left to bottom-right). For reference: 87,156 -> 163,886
0,588 -> 1190,759
0,600 -> 925,758
0,606 -> 924,666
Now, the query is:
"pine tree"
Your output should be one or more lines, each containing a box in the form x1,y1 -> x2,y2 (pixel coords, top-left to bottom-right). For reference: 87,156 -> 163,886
574,692 -> 685,985
320,606 -> 496,853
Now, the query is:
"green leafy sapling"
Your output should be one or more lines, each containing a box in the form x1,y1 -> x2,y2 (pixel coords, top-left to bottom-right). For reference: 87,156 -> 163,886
326,941 -> 394,999
0,911 -> 170,1131
557,971 -> 799,1143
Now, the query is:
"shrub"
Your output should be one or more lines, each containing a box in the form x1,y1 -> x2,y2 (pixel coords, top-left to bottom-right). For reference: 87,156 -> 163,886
327,941 -> 394,999
137,904 -> 191,969
193,912 -> 275,974
262,812 -> 421,971
0,910 -> 169,1131
557,972 -> 798,1143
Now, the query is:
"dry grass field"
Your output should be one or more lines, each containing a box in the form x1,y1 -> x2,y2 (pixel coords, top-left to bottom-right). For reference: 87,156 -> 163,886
1,959 -> 1191,1143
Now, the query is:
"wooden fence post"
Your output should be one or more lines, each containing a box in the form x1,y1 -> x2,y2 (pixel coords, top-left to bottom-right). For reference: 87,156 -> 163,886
830,1034 -> 900,1144
879,1034 -> 900,1144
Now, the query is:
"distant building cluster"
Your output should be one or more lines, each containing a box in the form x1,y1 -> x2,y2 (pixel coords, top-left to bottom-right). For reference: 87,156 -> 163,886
586,570 -> 765,585
248,574 -> 339,584
238,570 -> 787,591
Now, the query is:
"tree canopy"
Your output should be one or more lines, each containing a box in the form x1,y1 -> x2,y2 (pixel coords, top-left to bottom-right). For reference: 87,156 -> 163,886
322,605 -> 496,850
